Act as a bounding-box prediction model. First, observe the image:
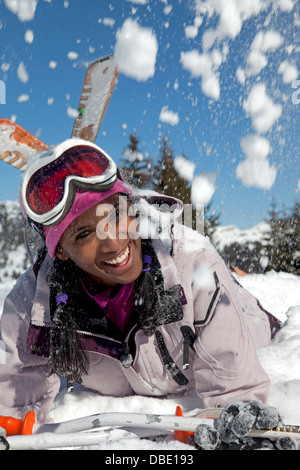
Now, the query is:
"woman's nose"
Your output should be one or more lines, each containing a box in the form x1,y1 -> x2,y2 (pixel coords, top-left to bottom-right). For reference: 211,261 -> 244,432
96,223 -> 125,254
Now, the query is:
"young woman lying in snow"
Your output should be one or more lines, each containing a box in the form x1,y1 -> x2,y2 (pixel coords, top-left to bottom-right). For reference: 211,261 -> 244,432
0,138 -> 286,449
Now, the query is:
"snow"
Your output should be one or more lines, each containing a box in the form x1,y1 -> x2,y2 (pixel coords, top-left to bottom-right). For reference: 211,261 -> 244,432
0,223 -> 299,449
251,30 -> 284,53
174,155 -> 195,182
278,60 -> 299,83
236,155 -> 277,190
191,262 -> 216,290
66,106 -> 79,119
100,18 -> 116,28
24,30 -> 34,44
17,94 -> 29,103
17,61 -> 29,84
114,18 -> 158,82
3,0 -> 37,22
243,83 -> 282,134
213,222 -> 270,252
127,0 -> 148,5
67,51 -> 79,61
180,49 -> 222,100
191,172 -> 216,205
159,106 -> 180,126
123,147 -> 143,163
185,16 -> 203,39
235,83 -> 283,190
240,135 -> 271,161
1,63 -> 10,73
49,61 -> 57,70
177,0 -> 297,193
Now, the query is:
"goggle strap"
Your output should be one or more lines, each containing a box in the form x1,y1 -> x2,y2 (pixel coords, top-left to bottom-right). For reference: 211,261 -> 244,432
28,217 -> 45,240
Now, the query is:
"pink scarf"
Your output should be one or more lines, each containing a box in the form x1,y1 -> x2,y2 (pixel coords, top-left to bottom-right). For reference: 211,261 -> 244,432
81,280 -> 135,332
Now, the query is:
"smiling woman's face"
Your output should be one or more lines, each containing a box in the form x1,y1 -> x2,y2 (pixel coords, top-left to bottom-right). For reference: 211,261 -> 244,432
56,193 -> 143,287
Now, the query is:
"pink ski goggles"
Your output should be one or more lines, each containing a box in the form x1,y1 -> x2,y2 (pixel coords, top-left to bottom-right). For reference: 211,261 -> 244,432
21,139 -> 117,227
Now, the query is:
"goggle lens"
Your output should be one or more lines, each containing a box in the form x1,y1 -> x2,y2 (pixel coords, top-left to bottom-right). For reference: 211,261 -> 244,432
26,146 -> 111,215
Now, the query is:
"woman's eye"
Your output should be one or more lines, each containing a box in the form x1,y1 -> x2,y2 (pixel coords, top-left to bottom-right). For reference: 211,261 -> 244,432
108,209 -> 118,222
76,230 -> 91,240
108,208 -> 123,224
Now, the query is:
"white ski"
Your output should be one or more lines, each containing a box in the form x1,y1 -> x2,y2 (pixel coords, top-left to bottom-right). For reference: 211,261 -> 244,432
71,55 -> 118,142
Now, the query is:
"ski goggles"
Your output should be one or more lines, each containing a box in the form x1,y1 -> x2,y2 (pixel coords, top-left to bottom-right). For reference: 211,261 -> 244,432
21,140 -> 118,227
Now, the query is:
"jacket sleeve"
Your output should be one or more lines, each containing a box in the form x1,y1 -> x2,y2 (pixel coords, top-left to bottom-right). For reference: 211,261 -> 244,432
0,270 -> 60,423
190,249 -> 271,408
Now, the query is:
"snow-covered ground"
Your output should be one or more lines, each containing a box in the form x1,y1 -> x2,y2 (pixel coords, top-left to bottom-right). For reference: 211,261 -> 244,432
0,244 -> 299,450
213,222 -> 270,252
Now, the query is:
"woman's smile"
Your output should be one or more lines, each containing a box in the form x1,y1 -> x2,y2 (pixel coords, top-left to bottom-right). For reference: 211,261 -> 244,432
99,242 -> 135,274
103,245 -> 130,266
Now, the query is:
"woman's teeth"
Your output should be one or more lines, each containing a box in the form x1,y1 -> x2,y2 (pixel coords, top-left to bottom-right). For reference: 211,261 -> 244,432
104,246 -> 130,265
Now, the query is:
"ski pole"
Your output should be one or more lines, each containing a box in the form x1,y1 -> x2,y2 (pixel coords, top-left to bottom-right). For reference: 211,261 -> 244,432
34,409 -> 300,443
1,409 -> 299,450
4,428 -> 145,450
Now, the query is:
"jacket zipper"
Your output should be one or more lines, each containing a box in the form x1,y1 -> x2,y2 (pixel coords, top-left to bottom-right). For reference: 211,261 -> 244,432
193,271 -> 220,326
155,330 -> 189,386
180,325 -> 196,370
28,321 -> 137,368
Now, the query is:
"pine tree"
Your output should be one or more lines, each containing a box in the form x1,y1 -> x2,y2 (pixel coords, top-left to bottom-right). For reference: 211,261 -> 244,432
153,136 -> 197,231
204,201 -> 221,244
153,136 -> 192,203
153,136 -> 220,237
0,202 -> 29,280
264,199 -> 280,270
264,198 -> 300,274
288,199 -> 300,274
120,133 -> 153,188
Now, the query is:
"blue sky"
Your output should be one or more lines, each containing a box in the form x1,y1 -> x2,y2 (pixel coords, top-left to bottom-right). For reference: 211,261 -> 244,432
0,0 -> 299,229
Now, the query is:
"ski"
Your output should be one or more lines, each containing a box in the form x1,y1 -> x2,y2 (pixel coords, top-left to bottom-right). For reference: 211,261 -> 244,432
0,118 -> 48,171
0,56 -> 118,172
71,55 -> 119,143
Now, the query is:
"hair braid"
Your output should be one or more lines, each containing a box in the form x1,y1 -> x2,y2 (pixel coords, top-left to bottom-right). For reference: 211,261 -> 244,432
47,258 -> 89,383
133,240 -> 166,336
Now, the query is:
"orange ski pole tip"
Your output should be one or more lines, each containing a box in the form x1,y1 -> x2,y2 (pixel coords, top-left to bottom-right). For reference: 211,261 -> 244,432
0,411 -> 36,436
21,411 -> 36,435
174,406 -> 194,443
